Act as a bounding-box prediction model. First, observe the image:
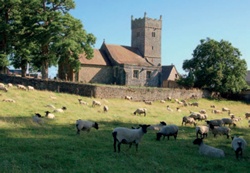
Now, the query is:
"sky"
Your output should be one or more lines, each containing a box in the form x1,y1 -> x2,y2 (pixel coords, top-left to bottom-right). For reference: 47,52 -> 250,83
50,0 -> 250,77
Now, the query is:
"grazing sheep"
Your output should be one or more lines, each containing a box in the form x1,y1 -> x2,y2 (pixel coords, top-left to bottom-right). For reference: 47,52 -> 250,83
221,118 -> 236,127
166,105 -> 173,112
206,119 -> 223,127
182,116 -> 196,126
0,85 -> 8,92
245,112 -> 250,119
176,107 -> 181,112
134,108 -> 147,116
231,136 -> 247,159
53,106 -> 67,113
148,121 -> 167,131
78,99 -> 88,105
0,83 -> 5,87
76,119 -> 99,134
33,113 -> 43,124
199,109 -> 206,114
103,105 -> 109,112
210,105 -> 216,108
45,111 -> 55,119
144,100 -> 153,105
167,96 -> 172,101
27,86 -> 35,91
212,109 -> 223,114
209,124 -> 231,139
196,126 -> 209,138
112,124 -> 150,152
189,112 -> 201,120
197,114 -> 208,121
156,125 -> 178,140
222,107 -> 230,112
2,98 -> 16,103
160,100 -> 165,103
125,96 -> 133,100
17,84 -> 27,91
92,100 -> 101,107
193,138 -> 225,158
231,117 -> 242,122
7,83 -> 13,87
191,102 -> 199,107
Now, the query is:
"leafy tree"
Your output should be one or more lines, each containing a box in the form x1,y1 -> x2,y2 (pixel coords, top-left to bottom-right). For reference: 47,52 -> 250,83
181,38 -> 248,94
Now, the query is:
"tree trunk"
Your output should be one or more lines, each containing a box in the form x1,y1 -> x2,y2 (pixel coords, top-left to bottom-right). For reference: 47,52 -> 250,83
41,59 -> 48,79
21,63 -> 27,77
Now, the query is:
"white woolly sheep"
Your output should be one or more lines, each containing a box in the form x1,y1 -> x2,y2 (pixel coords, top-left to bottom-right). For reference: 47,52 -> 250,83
27,86 -> 35,91
156,125 -> 179,140
0,83 -> 5,87
0,85 -> 8,92
144,100 -> 153,105
32,113 -> 43,124
189,112 -> 201,120
53,106 -> 67,113
199,109 -> 206,114
190,102 -> 199,107
167,96 -> 172,101
197,114 -> 208,121
125,96 -> 133,100
76,119 -> 99,134
221,118 -> 236,127
176,107 -> 181,112
212,109 -> 223,114
210,105 -> 216,108
103,105 -> 109,112
160,100 -> 165,103
78,99 -> 88,105
209,124 -> 231,139
166,105 -> 173,112
222,107 -> 230,112
7,83 -> 13,87
2,98 -> 16,103
17,84 -> 27,91
193,138 -> 225,158
45,111 -> 55,119
112,124 -> 150,152
92,100 -> 101,107
134,108 -> 147,116
148,121 -> 167,131
245,112 -> 250,119
196,126 -> 209,138
231,136 -> 247,159
182,116 -> 196,126
206,119 -> 223,127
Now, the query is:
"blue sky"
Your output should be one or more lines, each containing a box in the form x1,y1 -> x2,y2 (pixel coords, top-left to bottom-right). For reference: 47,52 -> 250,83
68,0 -> 250,75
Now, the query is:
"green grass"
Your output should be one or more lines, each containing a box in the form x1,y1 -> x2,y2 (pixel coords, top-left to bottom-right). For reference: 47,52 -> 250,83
0,87 -> 249,173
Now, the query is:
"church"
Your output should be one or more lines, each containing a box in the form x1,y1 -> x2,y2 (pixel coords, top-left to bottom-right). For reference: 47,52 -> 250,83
58,13 -> 179,87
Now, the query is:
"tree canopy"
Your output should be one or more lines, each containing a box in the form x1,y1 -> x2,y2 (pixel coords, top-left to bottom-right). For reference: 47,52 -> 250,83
179,38 -> 248,94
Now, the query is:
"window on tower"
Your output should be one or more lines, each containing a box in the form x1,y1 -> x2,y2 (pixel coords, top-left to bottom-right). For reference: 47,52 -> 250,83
152,32 -> 155,37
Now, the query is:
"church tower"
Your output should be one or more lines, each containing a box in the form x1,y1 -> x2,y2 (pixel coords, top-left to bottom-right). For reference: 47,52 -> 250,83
131,12 -> 162,66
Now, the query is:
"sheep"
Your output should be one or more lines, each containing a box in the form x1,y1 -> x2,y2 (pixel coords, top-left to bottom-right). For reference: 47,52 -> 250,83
0,83 -> 5,87
78,99 -> 88,105
167,96 -> 172,101
76,119 -> 99,134
160,100 -> 165,103
148,121 -> 167,131
206,119 -> 223,127
210,105 -> 216,108
245,112 -> 250,119
197,114 -> 208,121
231,117 -> 242,122
222,107 -> 230,112
134,108 -> 147,116
209,124 -> 231,139
125,96 -> 133,100
182,116 -> 196,126
199,109 -> 206,114
196,126 -> 209,138
190,102 -> 199,107
193,138 -> 225,158
32,113 -> 43,124
112,124 -> 150,152
176,107 -> 181,112
7,83 -> 13,87
45,111 -> 55,119
0,85 -> 8,92
231,136 -> 247,159
92,100 -> 101,107
156,125 -> 178,140
2,98 -> 16,103
17,84 -> 27,91
53,106 -> 67,113
166,105 -> 173,112
212,109 -> 223,114
221,118 -> 236,127
144,100 -> 153,105
189,112 -> 201,120
103,105 -> 109,112
27,86 -> 35,91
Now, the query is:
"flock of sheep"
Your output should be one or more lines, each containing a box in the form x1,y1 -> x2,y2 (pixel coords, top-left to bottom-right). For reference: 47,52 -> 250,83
1,83 -> 249,159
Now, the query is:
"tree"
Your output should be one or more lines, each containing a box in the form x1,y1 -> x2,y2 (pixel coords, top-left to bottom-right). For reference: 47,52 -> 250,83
181,38 -> 248,94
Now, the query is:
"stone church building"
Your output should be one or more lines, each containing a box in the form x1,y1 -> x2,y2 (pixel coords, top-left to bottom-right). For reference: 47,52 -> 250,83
59,13 -> 179,87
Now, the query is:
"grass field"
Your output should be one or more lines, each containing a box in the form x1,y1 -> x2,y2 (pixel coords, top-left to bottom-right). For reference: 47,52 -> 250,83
0,86 -> 249,173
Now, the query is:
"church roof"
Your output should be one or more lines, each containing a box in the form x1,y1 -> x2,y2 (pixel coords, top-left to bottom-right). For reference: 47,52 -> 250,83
79,49 -> 111,66
161,65 -> 178,81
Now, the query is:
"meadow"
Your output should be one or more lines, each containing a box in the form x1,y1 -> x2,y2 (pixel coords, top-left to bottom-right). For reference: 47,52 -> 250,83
0,86 -> 249,173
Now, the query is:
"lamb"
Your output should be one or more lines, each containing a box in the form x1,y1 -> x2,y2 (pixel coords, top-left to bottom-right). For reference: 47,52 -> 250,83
27,86 -> 35,91
92,100 -> 101,107
112,124 -> 150,152
76,119 -> 99,134
221,118 -> 236,127
148,121 -> 167,131
32,113 -> 43,124
182,116 -> 196,126
103,105 -> 109,112
134,108 -> 147,116
45,111 -> 55,119
125,96 -> 133,100
231,136 -> 247,159
156,124 -> 178,140
53,106 -> 67,113
0,85 -> 8,92
78,99 -> 88,105
209,124 -> 231,139
245,112 -> 250,119
196,126 -> 209,138
193,138 -> 225,158
206,119 -> 223,127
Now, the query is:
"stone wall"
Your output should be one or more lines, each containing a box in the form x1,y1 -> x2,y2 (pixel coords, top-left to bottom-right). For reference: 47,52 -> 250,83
0,74 -> 209,101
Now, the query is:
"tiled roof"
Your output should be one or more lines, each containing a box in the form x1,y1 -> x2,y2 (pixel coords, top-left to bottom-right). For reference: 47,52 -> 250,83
79,49 -> 111,66
104,44 -> 152,66
161,65 -> 174,80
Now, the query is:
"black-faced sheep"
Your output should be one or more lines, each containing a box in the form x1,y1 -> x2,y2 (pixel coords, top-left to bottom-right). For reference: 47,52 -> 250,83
92,100 -> 101,107
76,119 -> 99,134
231,136 -> 247,159
156,125 -> 178,140
125,96 -> 133,100
148,121 -> 167,131
112,124 -> 150,152
196,126 -> 209,138
222,107 -> 230,112
182,116 -> 196,126
103,105 -> 109,112
45,111 -> 55,119
221,118 -> 236,127
53,106 -> 67,113
134,108 -> 147,116
209,124 -> 231,139
78,99 -> 88,105
193,138 -> 225,158
166,105 -> 173,112
245,112 -> 250,119
32,113 -> 43,124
